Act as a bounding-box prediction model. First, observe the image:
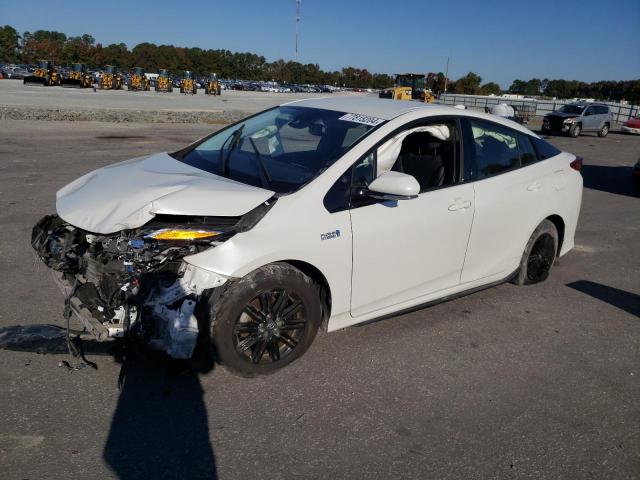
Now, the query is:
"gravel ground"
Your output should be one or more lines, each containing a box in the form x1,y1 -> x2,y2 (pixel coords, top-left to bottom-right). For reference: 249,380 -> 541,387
0,80 -> 365,123
0,120 -> 638,480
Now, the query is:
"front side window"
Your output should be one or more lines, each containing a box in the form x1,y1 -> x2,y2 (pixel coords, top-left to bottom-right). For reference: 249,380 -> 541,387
175,106 -> 382,194
469,119 -> 519,179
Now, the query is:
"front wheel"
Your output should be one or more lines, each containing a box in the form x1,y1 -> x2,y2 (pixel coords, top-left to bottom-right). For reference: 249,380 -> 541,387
207,263 -> 321,376
513,220 -> 558,285
569,123 -> 581,138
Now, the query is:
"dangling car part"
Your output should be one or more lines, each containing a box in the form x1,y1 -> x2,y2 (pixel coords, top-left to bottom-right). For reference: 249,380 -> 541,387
24,59 -> 61,86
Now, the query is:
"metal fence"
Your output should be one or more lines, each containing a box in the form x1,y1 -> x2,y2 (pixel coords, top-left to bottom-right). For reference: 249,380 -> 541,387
438,94 -> 640,124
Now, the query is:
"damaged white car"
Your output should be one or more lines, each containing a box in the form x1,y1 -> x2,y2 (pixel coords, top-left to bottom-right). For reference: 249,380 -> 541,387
32,97 -> 583,376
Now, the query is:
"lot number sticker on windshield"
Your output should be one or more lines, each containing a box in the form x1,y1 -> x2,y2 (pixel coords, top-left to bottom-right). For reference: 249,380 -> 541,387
338,113 -> 386,126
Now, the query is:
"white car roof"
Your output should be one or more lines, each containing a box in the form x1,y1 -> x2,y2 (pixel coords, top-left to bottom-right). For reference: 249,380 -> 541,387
284,95 -> 538,137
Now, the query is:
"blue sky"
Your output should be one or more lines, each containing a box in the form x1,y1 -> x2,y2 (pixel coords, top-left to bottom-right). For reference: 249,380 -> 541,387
2,0 -> 639,87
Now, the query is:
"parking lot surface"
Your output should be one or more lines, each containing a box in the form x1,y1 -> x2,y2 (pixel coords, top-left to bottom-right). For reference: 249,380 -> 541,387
0,120 -> 638,479
0,80 -> 346,113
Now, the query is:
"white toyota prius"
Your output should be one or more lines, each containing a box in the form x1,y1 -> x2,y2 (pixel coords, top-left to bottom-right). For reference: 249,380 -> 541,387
33,97 -> 583,376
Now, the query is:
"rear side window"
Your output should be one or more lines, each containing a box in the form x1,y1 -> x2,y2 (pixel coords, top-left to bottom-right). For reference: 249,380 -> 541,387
596,105 -> 609,115
531,136 -> 562,160
517,133 -> 538,166
469,119 -> 520,179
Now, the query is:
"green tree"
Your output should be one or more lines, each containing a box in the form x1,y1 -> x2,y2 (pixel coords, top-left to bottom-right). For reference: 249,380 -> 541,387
480,82 -> 501,95
453,72 -> 482,94
0,25 -> 20,62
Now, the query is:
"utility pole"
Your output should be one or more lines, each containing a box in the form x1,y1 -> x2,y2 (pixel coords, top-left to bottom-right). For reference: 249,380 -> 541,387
295,0 -> 301,61
444,55 -> 450,93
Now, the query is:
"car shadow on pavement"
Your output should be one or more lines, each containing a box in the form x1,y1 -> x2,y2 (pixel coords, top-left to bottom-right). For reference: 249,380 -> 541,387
580,164 -> 638,198
0,324 -> 219,480
103,349 -> 218,480
566,281 -> 640,318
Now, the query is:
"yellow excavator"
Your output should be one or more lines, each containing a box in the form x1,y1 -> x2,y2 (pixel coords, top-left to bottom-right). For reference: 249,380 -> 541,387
204,72 -> 221,96
23,60 -> 61,86
379,73 -> 435,103
61,63 -> 93,88
180,71 -> 197,94
99,65 -> 124,90
155,69 -> 173,92
128,67 -> 150,91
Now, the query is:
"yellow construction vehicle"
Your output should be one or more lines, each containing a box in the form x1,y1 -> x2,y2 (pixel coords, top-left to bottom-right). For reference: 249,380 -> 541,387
204,72 -> 221,96
180,70 -> 197,94
128,67 -> 150,91
61,63 -> 93,88
378,73 -> 435,103
99,65 -> 124,90
155,69 -> 173,92
23,60 -> 61,86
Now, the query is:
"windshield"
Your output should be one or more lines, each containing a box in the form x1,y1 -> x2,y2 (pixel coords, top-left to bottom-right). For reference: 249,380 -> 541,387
397,75 -> 424,90
558,104 -> 585,114
176,106 -> 384,193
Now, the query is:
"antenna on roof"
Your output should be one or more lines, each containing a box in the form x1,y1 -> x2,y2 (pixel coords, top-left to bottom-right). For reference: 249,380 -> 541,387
295,0 -> 301,61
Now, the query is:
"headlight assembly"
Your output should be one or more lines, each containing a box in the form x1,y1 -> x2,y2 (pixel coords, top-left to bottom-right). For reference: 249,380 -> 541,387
563,117 -> 576,124
144,228 -> 223,241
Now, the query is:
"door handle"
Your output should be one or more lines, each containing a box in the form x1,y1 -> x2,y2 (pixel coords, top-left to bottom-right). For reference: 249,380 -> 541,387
526,182 -> 541,191
448,200 -> 472,211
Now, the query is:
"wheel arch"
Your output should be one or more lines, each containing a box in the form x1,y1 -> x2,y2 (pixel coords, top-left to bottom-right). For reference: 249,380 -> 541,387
544,214 -> 565,257
279,260 -> 332,330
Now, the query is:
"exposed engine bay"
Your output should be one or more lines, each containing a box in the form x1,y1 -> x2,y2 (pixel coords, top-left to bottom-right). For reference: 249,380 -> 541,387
31,203 -> 272,359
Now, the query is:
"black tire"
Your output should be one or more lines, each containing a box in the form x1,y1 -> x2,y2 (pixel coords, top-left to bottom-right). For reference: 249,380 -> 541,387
513,220 -> 558,285
598,123 -> 610,137
204,87 -> 209,95
569,123 -> 581,138
207,263 -> 321,377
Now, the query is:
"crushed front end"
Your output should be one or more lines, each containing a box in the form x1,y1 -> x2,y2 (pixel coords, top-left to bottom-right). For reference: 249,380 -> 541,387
31,214 -> 237,359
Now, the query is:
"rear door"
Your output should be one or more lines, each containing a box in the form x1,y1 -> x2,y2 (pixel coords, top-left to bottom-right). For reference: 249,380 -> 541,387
460,119 -> 552,283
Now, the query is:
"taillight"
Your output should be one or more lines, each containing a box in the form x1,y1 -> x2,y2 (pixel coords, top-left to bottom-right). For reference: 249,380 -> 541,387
570,156 -> 583,172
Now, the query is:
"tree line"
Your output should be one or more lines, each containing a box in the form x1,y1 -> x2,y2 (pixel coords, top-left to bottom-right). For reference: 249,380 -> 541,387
1,25 -> 638,102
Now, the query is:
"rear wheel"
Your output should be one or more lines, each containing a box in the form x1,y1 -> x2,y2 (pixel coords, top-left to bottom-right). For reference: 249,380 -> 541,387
208,263 -> 321,377
569,123 -> 581,138
513,220 -> 558,285
598,123 -> 609,137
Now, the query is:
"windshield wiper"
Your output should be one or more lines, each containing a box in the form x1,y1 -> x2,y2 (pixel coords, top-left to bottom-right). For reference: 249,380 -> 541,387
248,137 -> 273,189
219,125 -> 244,177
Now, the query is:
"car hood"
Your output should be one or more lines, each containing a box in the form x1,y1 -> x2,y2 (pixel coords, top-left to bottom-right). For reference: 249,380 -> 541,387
56,152 -> 275,234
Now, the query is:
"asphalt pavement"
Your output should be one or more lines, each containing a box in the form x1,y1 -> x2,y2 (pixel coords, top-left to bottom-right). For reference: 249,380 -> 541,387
0,120 -> 638,480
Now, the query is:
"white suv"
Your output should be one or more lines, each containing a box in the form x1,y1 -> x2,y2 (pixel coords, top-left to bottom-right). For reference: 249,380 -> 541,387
33,97 -> 583,376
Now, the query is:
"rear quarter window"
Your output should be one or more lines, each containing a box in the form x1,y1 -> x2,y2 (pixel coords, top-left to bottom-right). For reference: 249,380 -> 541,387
531,136 -> 562,160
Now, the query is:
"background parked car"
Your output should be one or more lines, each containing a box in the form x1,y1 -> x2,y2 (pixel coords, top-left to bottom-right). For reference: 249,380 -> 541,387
542,103 -> 612,137
621,115 -> 640,134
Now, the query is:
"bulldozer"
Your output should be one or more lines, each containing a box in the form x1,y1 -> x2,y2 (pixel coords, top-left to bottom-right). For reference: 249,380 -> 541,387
23,60 -> 61,86
180,71 -> 197,94
204,72 -> 221,96
378,73 -> 435,103
128,67 -> 150,91
61,63 -> 93,88
99,65 -> 124,90
155,69 -> 173,92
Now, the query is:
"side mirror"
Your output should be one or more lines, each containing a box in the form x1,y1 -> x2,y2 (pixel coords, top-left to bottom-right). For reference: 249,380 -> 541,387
361,171 -> 420,201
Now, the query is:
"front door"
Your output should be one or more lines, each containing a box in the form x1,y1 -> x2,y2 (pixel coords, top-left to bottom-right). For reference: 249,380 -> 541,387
349,119 -> 474,318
